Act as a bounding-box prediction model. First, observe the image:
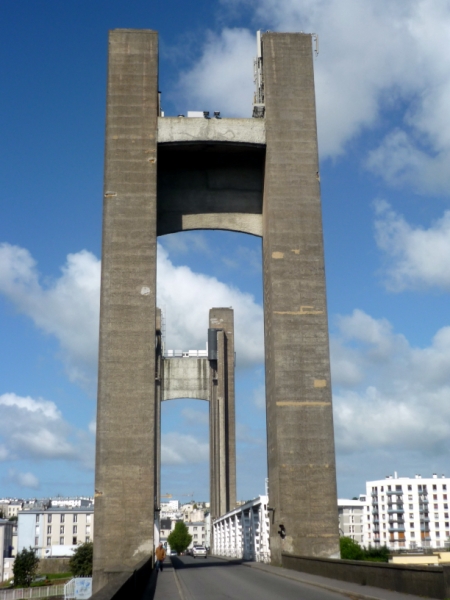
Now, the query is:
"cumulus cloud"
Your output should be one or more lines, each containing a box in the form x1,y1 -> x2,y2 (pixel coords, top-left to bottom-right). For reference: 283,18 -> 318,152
374,202 -> 450,291
8,470 -> 40,490
330,310 -> 450,457
161,432 -> 209,465
175,0 -> 450,191
158,245 -> 264,368
0,242 -> 264,396
174,28 -> 255,117
0,393 -> 93,465
0,243 -> 100,392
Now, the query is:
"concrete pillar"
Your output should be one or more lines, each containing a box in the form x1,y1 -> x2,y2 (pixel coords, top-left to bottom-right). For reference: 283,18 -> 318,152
261,33 -> 340,562
93,29 -> 159,591
209,308 -> 236,520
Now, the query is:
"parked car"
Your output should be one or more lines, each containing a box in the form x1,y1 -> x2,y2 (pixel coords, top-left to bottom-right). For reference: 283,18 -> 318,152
170,549 -> 177,556
192,545 -> 207,559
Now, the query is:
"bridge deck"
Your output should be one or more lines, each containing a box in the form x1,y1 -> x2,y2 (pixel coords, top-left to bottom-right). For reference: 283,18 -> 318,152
150,556 -> 430,600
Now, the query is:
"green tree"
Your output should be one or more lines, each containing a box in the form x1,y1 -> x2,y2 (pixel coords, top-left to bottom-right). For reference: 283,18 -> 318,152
69,542 -> 93,577
13,547 -> 39,587
167,522 -> 192,554
340,536 -> 364,560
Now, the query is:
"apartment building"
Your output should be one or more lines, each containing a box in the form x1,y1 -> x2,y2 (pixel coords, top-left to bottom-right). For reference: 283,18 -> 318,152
338,499 -> 365,545
364,474 -> 450,550
17,507 -> 94,558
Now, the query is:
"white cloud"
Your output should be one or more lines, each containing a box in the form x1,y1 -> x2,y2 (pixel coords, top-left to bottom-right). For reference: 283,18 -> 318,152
8,470 -> 40,490
0,243 -> 263,395
331,310 -> 450,457
182,408 -> 209,426
0,392 -> 92,463
374,202 -> 450,291
161,432 -> 209,465
0,445 -> 9,461
157,245 -> 264,368
174,28 -> 255,117
252,384 -> 266,410
0,244 -> 100,392
175,1 -> 450,191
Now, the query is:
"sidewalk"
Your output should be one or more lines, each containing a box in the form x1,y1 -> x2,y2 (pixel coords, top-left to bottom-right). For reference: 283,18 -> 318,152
241,561 -> 436,600
152,560 -> 181,600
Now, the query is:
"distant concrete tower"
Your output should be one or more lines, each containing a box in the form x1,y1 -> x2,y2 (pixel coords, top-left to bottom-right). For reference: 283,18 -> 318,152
93,28 -> 339,591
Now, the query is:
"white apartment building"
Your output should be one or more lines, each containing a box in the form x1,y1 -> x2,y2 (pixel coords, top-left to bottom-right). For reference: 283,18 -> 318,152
364,474 -> 450,550
213,495 -> 270,563
0,519 -> 14,581
338,498 -> 365,545
187,521 -> 207,547
17,507 -> 94,558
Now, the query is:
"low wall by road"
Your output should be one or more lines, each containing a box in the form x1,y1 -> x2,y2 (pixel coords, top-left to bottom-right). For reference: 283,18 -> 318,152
37,558 -> 71,574
282,553 -> 450,600
90,558 -> 154,600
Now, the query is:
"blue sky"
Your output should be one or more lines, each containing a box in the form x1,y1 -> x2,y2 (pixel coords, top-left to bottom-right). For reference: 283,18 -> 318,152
1,0 -> 450,503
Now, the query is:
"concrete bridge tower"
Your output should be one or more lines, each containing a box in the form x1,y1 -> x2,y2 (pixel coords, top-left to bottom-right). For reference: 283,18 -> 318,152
93,28 -> 339,592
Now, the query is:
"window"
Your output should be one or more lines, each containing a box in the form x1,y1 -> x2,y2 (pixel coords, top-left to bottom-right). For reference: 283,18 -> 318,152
86,515 -> 91,523
388,485 -> 392,491
73,536 -> 77,544
383,533 -> 386,538
367,515 -> 370,521
60,536 -> 64,545
436,532 -> 440,538
409,504 -> 413,509
382,505 -> 385,511
36,515 -> 40,522
435,522 -> 439,528
47,537 -> 51,546
445,513 -> 449,519
73,526 -> 77,534
383,523 -> 386,529
433,485 -> 437,491
443,485 -> 447,491
409,513 -> 414,519
35,536 -> 39,546
73,514 -> 78,523
444,504 -> 448,509
381,495 -> 384,501
435,513 -> 439,519
433,494 -> 438,500
47,526 -> 51,534
60,526 -> 65,534
444,494 -> 448,500
48,515 -> 52,523
86,525 -> 91,534
434,504 -> 438,509
445,522 -> 449,528
408,485 -> 412,491
411,532 -> 415,538
410,523 -> 414,528
61,514 -> 65,523
381,486 -> 384,492
86,536 -> 90,543
194,527 -> 197,531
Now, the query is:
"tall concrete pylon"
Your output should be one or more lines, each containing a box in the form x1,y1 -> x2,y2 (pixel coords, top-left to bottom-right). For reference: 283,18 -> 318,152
93,28 -> 339,591
154,307 -> 236,522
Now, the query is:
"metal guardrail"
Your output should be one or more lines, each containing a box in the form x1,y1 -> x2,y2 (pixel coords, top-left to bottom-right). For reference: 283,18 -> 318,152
0,584 -> 65,599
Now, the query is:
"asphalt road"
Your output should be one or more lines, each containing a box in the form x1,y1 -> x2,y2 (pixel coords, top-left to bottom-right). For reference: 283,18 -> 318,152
169,556 -> 349,600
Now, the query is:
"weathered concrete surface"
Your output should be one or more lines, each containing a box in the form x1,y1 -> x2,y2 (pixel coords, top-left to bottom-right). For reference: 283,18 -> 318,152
162,358 -> 210,401
261,33 -> 339,563
209,308 -> 236,519
158,117 -> 266,145
94,29 -> 158,592
157,143 -> 264,237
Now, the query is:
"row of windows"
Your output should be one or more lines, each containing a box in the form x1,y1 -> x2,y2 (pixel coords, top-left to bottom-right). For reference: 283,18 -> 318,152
372,483 -> 447,493
44,525 -> 91,534
35,535 -> 91,546
35,513 -> 92,523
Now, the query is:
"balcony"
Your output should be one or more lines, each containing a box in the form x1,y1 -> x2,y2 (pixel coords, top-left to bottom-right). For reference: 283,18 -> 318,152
388,508 -> 404,514
386,490 -> 403,496
389,526 -> 405,533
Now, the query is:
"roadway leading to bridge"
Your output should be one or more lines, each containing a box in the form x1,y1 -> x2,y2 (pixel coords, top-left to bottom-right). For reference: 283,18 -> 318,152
153,556 -> 351,600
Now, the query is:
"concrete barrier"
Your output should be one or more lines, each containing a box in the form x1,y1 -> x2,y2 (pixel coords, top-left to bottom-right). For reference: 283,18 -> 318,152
282,553 -> 450,599
90,557 -> 154,600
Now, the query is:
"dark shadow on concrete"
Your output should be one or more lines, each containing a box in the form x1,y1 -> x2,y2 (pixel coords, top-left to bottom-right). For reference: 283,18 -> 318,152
171,556 -> 243,570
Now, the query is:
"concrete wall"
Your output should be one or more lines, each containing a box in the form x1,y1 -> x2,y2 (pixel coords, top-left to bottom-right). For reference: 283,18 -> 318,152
162,358 -> 210,401
262,32 -> 339,563
94,29 -> 159,592
282,554 -> 450,600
